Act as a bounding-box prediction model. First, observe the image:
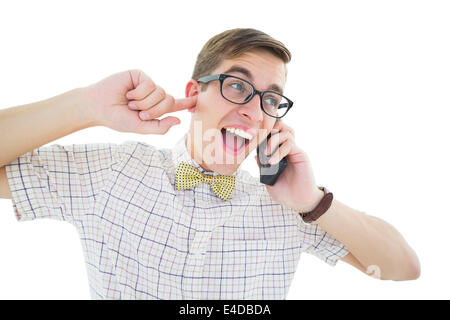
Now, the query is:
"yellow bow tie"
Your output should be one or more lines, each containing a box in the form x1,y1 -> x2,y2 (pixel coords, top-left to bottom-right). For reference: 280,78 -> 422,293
175,162 -> 236,201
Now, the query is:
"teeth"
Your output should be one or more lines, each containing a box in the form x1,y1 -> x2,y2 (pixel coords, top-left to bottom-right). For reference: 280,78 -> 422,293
224,127 -> 253,140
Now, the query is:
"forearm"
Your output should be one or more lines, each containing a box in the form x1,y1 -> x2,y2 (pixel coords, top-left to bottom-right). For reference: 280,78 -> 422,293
315,199 -> 420,280
0,87 -> 95,167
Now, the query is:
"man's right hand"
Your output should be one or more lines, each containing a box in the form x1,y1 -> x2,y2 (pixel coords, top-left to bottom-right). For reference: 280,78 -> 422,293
82,69 -> 197,134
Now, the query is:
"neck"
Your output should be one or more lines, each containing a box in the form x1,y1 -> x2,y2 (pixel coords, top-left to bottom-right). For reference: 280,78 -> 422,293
186,132 -> 214,172
185,131 -> 240,175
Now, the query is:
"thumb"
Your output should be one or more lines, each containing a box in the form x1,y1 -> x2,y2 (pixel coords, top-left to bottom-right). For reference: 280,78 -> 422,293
173,95 -> 197,112
136,116 -> 180,135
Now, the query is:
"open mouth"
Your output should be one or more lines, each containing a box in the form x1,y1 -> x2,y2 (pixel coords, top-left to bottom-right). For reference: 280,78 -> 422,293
221,127 -> 251,155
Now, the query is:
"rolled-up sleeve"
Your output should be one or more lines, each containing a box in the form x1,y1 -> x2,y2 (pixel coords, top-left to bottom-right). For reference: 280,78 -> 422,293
5,141 -> 135,224
296,215 -> 349,266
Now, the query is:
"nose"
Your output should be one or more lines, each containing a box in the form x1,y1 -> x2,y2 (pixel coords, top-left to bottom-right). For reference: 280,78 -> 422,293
237,94 -> 264,123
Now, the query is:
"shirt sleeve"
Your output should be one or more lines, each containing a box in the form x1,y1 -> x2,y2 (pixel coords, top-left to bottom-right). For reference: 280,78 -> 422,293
296,214 -> 350,266
5,141 -> 136,224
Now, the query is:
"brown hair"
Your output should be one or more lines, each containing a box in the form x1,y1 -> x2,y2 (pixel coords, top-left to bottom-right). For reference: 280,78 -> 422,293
192,28 -> 291,86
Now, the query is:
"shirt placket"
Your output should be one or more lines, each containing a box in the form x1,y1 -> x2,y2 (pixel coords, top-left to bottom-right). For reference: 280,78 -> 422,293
182,230 -> 212,299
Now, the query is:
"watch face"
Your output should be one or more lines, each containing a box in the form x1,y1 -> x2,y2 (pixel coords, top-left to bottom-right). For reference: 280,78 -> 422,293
301,218 -> 311,225
300,215 -> 315,225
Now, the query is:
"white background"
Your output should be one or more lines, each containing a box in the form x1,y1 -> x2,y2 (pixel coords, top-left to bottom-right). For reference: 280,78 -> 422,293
0,0 -> 449,299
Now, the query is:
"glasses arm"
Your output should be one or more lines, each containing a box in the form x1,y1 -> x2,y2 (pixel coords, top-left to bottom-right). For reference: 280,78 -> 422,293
197,74 -> 221,83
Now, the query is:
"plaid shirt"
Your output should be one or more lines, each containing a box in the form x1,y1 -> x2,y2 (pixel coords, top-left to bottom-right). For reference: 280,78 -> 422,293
5,134 -> 349,299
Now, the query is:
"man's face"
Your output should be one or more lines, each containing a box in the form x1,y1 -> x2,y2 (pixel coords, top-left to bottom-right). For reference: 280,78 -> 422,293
186,49 -> 287,175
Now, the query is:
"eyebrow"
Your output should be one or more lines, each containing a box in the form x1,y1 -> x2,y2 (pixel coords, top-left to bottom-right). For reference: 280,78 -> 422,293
222,65 -> 284,94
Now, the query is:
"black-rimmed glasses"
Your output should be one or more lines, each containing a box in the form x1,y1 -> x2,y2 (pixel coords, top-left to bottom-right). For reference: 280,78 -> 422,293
197,74 -> 293,118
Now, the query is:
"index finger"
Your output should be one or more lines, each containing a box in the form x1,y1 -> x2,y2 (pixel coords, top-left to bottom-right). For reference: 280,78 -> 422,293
172,96 -> 197,112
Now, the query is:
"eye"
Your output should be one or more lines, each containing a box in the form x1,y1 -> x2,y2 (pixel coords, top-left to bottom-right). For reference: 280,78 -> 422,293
265,97 -> 277,106
230,82 -> 244,91
264,96 -> 279,108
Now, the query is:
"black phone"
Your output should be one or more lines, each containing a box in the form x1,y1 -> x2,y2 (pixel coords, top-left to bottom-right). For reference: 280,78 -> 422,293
257,131 -> 288,186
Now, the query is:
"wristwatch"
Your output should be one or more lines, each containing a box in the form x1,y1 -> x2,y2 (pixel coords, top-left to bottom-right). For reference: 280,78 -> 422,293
299,186 -> 333,223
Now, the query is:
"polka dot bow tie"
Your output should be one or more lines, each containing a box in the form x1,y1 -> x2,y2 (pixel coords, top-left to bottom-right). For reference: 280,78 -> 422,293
175,162 -> 236,201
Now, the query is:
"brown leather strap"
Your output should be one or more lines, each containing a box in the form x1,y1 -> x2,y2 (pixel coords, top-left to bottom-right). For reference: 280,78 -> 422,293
300,186 -> 333,223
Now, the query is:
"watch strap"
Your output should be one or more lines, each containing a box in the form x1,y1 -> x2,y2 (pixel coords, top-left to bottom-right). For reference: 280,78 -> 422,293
300,186 -> 333,223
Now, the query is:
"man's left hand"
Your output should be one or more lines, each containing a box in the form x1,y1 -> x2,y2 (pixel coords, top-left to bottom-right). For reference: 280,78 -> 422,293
255,119 -> 324,213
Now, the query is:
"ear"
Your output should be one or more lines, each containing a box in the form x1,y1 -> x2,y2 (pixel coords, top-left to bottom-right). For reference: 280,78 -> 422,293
185,80 -> 200,113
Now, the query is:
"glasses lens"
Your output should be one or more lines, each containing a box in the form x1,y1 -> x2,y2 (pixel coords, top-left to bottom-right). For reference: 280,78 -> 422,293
221,76 -> 254,103
262,92 -> 290,117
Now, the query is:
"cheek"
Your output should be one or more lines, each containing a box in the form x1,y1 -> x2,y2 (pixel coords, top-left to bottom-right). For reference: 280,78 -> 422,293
263,118 -> 276,132
197,95 -> 233,121
257,118 -> 276,144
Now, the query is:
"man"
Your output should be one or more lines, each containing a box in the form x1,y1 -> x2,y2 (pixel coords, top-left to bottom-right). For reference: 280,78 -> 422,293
0,28 -> 419,299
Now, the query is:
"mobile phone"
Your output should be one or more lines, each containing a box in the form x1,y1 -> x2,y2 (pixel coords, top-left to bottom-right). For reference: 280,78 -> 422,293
257,132 -> 288,186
